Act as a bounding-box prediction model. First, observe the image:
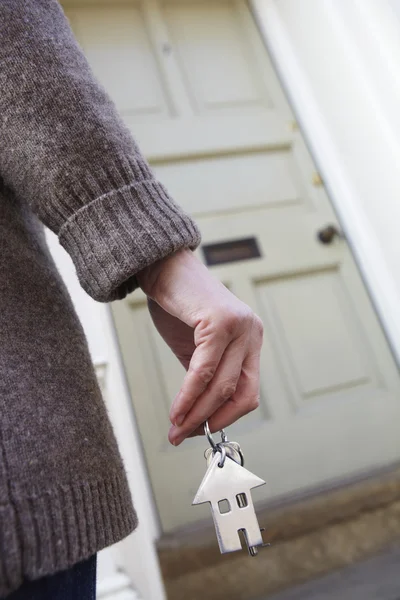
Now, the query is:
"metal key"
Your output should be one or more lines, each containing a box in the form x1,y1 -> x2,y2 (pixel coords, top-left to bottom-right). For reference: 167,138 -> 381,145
203,422 -> 244,467
204,423 -> 246,514
204,440 -> 244,467
193,421 -> 269,556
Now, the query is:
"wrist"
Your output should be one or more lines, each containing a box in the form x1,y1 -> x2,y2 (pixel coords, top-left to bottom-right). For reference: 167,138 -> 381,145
136,248 -> 195,299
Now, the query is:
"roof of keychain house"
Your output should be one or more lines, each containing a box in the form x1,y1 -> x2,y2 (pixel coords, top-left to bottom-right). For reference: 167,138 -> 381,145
193,450 -> 266,554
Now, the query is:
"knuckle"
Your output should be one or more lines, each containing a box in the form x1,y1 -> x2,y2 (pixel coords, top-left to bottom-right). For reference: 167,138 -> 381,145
247,395 -> 260,412
253,315 -> 264,339
220,307 -> 253,337
219,380 -> 237,401
191,363 -> 215,386
220,312 -> 239,337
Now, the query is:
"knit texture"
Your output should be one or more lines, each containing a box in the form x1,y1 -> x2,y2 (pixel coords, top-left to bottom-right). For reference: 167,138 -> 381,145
0,0 -> 200,595
0,0 -> 201,303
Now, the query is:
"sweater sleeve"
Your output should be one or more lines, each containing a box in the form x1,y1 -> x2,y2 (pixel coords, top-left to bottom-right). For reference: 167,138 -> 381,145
0,0 -> 201,302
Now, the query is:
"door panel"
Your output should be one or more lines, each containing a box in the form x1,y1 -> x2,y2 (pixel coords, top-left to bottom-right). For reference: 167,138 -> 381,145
163,1 -> 273,112
63,0 -> 400,532
154,150 -> 302,215
68,5 -> 170,119
259,270 -> 377,402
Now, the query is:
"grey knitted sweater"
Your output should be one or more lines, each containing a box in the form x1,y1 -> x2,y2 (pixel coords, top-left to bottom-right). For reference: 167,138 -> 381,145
0,1 -> 200,595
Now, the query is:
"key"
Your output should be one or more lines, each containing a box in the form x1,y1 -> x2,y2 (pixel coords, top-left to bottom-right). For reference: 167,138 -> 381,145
203,423 -> 244,466
204,440 -> 243,467
193,421 -> 269,556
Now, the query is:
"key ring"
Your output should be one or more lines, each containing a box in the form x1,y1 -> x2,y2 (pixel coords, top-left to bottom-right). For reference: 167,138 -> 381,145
216,443 -> 226,468
204,421 -> 227,467
204,421 -> 227,450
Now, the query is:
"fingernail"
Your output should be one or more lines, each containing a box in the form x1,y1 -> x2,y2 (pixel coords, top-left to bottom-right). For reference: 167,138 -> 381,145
169,426 -> 177,444
169,426 -> 184,447
170,435 -> 183,447
175,414 -> 185,426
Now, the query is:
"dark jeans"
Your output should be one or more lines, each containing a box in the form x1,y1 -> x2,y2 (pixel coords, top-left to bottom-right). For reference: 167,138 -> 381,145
5,555 -> 97,600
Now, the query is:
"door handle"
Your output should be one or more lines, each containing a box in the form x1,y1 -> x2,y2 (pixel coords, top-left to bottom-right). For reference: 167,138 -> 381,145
317,224 -> 342,245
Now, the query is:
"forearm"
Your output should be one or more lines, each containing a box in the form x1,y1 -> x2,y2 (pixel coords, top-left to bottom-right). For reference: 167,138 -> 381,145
0,0 -> 200,301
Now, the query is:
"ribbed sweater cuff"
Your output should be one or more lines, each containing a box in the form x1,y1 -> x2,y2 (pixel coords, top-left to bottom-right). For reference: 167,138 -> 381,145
58,179 -> 201,302
0,473 -> 137,597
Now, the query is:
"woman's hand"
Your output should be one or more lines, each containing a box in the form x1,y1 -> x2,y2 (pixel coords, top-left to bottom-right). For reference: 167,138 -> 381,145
137,249 -> 263,446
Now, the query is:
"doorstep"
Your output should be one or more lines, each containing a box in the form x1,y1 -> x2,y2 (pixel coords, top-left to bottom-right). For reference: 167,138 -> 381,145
261,542 -> 400,600
157,464 -> 400,600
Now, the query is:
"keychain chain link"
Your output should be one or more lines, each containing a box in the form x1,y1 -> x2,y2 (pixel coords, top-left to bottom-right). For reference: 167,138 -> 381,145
204,421 -> 227,466
204,421 -> 244,468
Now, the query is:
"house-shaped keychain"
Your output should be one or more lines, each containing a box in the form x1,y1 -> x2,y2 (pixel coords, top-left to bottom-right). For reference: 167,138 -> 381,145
193,450 -> 267,555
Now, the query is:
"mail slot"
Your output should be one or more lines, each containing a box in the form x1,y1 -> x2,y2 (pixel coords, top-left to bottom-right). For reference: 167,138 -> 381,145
202,237 -> 261,266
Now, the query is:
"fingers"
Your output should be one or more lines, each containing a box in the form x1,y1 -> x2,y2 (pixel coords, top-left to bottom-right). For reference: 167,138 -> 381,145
181,340 -> 262,441
149,303 -> 195,369
169,338 -> 246,445
169,310 -> 257,425
205,349 -> 261,434
169,339 -> 225,427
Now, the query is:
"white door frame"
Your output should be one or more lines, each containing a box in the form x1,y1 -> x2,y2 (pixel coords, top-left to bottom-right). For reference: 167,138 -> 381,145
250,0 -> 400,365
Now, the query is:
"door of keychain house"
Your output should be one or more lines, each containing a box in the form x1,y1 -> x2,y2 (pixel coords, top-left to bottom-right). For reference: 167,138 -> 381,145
64,0 -> 400,532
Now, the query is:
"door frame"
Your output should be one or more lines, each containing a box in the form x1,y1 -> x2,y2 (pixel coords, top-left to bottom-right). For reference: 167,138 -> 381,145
250,0 -> 400,365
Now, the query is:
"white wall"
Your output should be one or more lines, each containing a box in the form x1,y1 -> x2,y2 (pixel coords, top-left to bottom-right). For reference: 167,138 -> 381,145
251,0 -> 400,364
388,0 -> 400,21
46,231 -> 165,600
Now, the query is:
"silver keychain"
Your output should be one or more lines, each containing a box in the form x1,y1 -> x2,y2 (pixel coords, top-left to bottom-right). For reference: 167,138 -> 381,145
192,421 -> 269,556
203,421 -> 244,468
